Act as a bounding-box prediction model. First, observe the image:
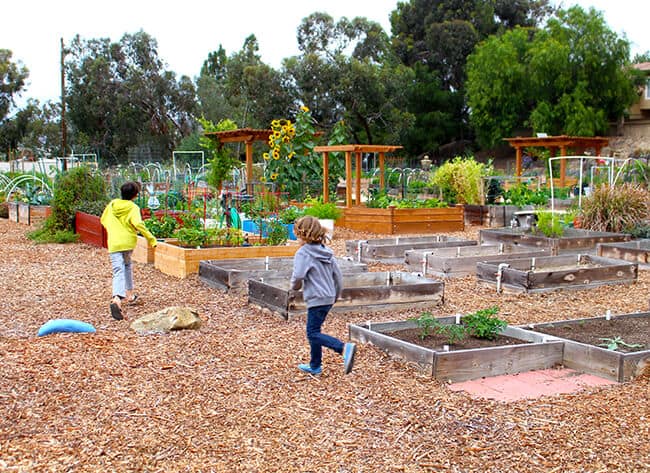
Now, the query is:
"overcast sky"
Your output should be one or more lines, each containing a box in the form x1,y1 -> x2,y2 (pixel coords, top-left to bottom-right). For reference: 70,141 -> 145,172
2,0 -> 648,106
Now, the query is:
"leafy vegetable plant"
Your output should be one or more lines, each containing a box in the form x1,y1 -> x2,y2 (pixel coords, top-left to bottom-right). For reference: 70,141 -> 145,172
598,337 -> 643,351
462,306 -> 507,340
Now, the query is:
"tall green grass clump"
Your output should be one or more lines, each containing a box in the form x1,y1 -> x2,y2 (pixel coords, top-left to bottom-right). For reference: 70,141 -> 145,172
579,183 -> 650,233
430,156 -> 491,204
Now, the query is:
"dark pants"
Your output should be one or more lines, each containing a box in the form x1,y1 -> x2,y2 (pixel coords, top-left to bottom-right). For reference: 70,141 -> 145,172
306,304 -> 344,369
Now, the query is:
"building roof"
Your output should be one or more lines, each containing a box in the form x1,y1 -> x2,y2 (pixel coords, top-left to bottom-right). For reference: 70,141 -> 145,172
633,62 -> 650,72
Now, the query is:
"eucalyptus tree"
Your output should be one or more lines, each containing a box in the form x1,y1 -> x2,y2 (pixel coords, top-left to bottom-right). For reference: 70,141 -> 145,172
389,0 -> 552,151
284,13 -> 414,145
197,35 -> 293,129
466,6 -> 639,148
65,31 -> 197,163
0,49 -> 29,152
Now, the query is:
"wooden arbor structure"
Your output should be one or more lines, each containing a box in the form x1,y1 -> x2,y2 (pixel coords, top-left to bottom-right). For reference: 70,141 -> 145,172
204,128 -> 272,193
504,135 -> 609,187
313,144 -> 403,208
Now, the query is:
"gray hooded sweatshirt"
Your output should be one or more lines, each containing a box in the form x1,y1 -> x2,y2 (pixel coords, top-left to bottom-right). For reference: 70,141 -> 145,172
290,243 -> 343,308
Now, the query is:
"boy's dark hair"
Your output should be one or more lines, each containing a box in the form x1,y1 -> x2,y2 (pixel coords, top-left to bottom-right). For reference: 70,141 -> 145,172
120,181 -> 141,200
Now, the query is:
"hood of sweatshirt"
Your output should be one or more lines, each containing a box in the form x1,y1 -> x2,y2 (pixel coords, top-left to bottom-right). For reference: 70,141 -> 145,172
109,199 -> 135,219
301,242 -> 334,264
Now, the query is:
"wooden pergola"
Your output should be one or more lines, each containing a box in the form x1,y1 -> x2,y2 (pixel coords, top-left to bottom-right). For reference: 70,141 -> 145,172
504,135 -> 609,187
205,128 -> 272,193
313,144 -> 403,208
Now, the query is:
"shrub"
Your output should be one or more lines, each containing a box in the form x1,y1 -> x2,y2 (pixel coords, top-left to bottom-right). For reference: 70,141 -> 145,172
144,214 -> 178,238
47,167 -> 108,232
579,183 -> 650,233
462,307 -> 507,340
534,210 -> 564,237
430,156 -> 491,204
303,198 -> 342,220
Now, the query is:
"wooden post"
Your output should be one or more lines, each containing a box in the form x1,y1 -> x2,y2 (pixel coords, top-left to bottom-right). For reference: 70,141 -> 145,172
345,151 -> 352,208
515,146 -> 522,177
560,146 -> 567,188
379,152 -> 385,191
246,140 -> 254,195
322,152 -> 329,203
355,152 -> 362,206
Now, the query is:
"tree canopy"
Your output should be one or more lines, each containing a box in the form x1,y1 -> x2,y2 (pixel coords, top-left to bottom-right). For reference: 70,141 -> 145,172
466,6 -> 639,148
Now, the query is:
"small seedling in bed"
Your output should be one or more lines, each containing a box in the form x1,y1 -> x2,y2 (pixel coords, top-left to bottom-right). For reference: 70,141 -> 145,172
598,337 -> 643,351
409,312 -> 440,340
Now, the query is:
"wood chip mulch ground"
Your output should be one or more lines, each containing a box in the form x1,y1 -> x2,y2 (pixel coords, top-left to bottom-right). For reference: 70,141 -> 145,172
1,219 -> 649,472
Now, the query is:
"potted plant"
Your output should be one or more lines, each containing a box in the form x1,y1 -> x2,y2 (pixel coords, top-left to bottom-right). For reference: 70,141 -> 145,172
303,198 -> 342,239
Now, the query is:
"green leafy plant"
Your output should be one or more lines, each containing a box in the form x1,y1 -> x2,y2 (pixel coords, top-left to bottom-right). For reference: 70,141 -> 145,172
263,107 -> 322,200
436,323 -> 467,345
303,198 -> 342,220
534,210 -> 564,237
430,156 -> 491,204
366,188 -> 446,209
277,206 -> 304,224
578,183 -> 650,233
598,337 -> 644,351
27,227 -> 79,244
263,219 -> 289,246
200,117 -> 240,192
409,312 -> 440,340
462,306 -> 507,340
31,166 -> 108,241
174,227 -> 210,248
144,214 -> 178,239
503,184 -> 549,206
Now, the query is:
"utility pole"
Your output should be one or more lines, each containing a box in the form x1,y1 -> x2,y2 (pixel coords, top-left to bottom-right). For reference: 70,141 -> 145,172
60,37 -> 67,171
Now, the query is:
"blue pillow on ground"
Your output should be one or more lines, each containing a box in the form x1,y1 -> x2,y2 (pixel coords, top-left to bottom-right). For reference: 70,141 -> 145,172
38,319 -> 97,336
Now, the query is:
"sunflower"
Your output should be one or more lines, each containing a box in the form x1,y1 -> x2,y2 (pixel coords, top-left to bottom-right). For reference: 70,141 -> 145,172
272,149 -> 280,160
300,105 -> 310,113
270,173 -> 278,181
263,152 -> 270,161
271,119 -> 280,127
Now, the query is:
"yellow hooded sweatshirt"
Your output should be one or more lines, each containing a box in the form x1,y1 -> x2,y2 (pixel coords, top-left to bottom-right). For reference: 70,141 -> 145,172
100,199 -> 157,253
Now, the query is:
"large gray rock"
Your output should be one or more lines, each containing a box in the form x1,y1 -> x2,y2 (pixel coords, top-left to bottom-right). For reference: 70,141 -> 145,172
130,307 -> 202,334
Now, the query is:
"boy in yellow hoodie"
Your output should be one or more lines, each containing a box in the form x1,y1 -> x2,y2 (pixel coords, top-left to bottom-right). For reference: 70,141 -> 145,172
100,181 -> 157,320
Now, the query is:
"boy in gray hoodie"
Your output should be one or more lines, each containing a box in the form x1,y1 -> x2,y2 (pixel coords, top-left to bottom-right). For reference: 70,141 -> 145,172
291,216 -> 356,375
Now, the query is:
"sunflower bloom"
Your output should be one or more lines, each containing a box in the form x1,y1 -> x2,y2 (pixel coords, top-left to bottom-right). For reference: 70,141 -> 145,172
300,105 -> 309,112
270,173 -> 278,181
263,152 -> 270,160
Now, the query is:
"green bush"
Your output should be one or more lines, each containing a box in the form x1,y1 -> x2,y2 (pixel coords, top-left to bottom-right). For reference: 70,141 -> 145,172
144,214 -> 178,238
534,210 -> 564,238
27,227 -> 79,244
462,307 -> 507,340
278,206 -> 305,224
579,184 -> 650,233
303,199 -> 342,220
430,156 -> 491,204
47,167 -> 108,232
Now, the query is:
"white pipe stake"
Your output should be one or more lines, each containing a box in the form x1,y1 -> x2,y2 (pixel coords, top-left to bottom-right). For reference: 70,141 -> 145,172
455,313 -> 461,325
605,309 -> 612,321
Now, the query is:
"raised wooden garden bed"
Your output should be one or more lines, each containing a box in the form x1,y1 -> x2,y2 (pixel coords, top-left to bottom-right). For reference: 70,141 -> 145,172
75,211 -> 107,248
132,236 -> 175,264
199,257 -> 368,293
337,206 -> 464,235
476,254 -> 638,293
404,244 -> 550,277
154,240 -> 299,278
349,317 -> 563,382
6,202 -> 51,225
345,236 -> 476,263
479,228 -> 631,255
597,239 -> 650,268
463,204 -> 533,227
7,201 -> 19,223
248,271 -> 444,320
520,312 -> 650,382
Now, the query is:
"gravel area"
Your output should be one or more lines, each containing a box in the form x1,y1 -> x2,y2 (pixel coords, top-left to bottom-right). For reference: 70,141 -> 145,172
1,218 -> 649,472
